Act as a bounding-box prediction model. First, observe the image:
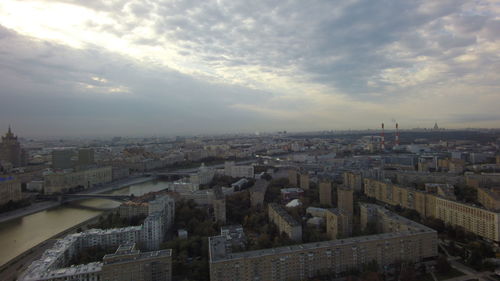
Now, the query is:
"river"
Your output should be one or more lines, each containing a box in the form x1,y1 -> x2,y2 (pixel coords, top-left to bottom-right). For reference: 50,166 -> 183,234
0,179 -> 171,267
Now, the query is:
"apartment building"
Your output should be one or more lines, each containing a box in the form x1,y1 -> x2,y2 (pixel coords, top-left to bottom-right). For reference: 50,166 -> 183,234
224,161 -> 254,178
383,170 -> 465,186
319,181 -> 332,206
326,208 -> 351,239
209,206 -> 437,281
299,172 -> 310,190
343,171 -> 362,191
477,187 -> 500,211
0,176 -> 22,205
268,203 -> 302,242
288,169 -> 298,187
44,166 -> 112,194
21,196 -> 174,281
364,178 -> 500,241
337,186 -> 353,216
102,244 -> 172,281
213,186 -> 226,224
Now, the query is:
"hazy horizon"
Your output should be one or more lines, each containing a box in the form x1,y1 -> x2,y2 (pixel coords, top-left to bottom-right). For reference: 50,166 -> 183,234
1,0 -> 500,137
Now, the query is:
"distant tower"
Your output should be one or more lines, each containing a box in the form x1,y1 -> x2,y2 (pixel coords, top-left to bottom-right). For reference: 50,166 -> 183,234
380,123 -> 385,150
395,123 -> 400,146
0,126 -> 25,167
433,122 -> 439,130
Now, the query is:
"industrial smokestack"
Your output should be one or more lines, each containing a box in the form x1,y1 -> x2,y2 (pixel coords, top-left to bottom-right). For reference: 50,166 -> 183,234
381,123 -> 385,150
395,123 -> 400,146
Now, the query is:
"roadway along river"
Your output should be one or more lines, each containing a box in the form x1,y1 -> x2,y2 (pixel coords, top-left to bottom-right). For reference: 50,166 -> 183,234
0,179 -> 171,267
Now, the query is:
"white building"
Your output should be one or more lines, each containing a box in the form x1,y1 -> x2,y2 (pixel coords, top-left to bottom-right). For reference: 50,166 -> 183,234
190,163 -> 215,185
224,161 -> 254,178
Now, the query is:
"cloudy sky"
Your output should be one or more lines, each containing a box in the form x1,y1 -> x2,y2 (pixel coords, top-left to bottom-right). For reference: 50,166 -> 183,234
0,0 -> 499,137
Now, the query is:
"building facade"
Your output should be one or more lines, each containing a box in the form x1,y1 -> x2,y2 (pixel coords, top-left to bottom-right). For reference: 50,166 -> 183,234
51,149 -> 75,170
224,161 -> 254,178
268,203 -> 302,241
101,244 -> 172,281
21,195 -> 174,281
319,181 -> 332,206
478,187 -> 500,211
288,169 -> 298,187
213,186 -> 226,224
0,176 -> 22,205
209,206 -> 437,281
343,171 -> 362,191
337,186 -> 353,216
364,178 -> 500,241
44,166 -> 113,194
326,208 -> 351,239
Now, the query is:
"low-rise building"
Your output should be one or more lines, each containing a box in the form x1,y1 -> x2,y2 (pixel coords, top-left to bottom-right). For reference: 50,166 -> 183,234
190,163 -> 215,185
306,206 -> 327,218
224,161 -> 254,178
280,187 -> 304,203
0,176 -> 22,205
44,166 -> 112,194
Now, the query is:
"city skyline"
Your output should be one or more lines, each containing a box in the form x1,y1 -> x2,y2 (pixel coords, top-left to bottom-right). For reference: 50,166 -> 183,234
1,0 -> 500,137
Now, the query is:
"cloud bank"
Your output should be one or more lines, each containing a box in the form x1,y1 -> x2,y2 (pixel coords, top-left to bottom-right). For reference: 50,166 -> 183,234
0,0 -> 499,136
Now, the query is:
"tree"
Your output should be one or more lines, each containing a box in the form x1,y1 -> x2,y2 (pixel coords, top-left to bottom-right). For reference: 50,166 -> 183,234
398,263 -> 416,281
435,255 -> 451,274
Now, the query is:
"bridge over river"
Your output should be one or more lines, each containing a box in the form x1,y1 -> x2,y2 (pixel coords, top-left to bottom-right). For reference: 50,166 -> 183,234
39,193 -> 132,203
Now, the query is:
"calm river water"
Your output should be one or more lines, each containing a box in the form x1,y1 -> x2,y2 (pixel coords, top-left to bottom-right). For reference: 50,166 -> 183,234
0,179 -> 171,266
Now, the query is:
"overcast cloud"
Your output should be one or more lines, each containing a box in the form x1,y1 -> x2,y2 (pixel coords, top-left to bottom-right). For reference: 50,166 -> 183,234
0,0 -> 499,137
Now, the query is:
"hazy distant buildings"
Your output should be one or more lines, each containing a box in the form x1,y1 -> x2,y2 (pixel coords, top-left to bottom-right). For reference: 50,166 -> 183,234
224,161 -> 254,178
51,149 -> 75,169
77,148 -> 95,166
